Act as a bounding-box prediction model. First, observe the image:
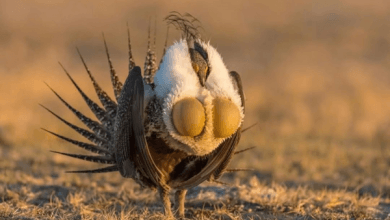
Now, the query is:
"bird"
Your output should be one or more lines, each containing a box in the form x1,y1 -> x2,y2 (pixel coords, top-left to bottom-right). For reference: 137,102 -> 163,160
42,12 -> 253,219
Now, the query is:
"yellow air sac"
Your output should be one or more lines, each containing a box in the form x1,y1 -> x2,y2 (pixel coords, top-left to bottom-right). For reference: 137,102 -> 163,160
213,98 -> 241,138
172,98 -> 205,137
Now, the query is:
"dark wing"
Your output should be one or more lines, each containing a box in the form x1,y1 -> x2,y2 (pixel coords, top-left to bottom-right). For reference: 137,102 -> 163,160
210,70 -> 246,179
170,71 -> 245,189
229,71 -> 245,113
114,66 -> 166,189
171,131 -> 241,190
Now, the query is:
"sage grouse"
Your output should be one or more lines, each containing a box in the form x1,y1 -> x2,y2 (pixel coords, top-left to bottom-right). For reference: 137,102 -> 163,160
42,12 -> 250,218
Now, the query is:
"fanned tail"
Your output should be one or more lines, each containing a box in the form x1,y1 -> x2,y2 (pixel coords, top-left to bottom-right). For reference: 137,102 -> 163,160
44,83 -> 110,141
210,146 -> 256,182
43,33 -> 138,171
76,47 -> 117,119
144,18 -> 157,84
51,150 -> 116,164
66,165 -> 118,174
241,122 -> 258,133
103,34 -> 123,101
58,63 -> 113,131
158,26 -> 169,70
127,22 -> 135,71
40,105 -> 108,148
42,128 -> 110,156
234,146 -> 255,155
226,168 -> 254,173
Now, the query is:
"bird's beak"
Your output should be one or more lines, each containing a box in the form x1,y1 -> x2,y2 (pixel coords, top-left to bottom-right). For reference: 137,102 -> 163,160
192,62 -> 207,87
198,71 -> 206,86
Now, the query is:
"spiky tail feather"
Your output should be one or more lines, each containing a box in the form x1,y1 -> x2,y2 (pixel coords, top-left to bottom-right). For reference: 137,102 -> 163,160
214,146 -> 256,181
234,146 -> 255,155
76,47 -> 117,119
44,82 -> 110,141
43,32 -> 137,172
50,150 -> 115,164
127,23 -> 135,71
158,26 -> 169,70
226,168 -> 254,173
40,104 -> 109,149
144,17 -> 157,84
102,34 -> 123,101
66,165 -> 118,174
42,128 -> 110,156
241,122 -> 258,133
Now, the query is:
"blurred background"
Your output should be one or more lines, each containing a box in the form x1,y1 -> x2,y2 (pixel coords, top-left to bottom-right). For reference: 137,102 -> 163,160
1,0 -> 390,174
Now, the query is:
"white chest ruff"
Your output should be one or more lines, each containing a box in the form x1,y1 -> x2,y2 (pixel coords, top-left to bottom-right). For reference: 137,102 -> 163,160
152,39 -> 244,156
162,88 -> 222,155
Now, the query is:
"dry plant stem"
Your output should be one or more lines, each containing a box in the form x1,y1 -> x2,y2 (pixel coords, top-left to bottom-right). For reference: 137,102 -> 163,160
174,189 -> 187,218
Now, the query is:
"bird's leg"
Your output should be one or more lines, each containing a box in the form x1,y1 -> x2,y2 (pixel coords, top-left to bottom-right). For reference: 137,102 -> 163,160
174,189 -> 187,219
158,187 -> 173,218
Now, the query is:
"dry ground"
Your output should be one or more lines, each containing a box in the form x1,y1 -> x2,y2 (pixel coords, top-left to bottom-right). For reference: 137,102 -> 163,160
1,136 -> 390,219
2,0 -> 390,219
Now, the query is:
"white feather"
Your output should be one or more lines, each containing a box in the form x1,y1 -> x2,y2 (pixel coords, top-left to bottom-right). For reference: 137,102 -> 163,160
152,39 -> 244,155
154,39 -> 200,99
144,82 -> 155,109
200,41 -> 243,114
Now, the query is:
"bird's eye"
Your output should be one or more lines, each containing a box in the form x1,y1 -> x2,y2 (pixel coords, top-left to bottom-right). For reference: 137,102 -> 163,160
213,98 -> 241,138
172,98 -> 205,137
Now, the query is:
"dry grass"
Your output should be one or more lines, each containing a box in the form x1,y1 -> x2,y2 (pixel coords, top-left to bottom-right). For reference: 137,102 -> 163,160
1,139 -> 389,219
1,0 -> 390,219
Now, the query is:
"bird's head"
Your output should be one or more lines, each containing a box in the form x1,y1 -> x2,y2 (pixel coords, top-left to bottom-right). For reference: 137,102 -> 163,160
153,38 -> 244,156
